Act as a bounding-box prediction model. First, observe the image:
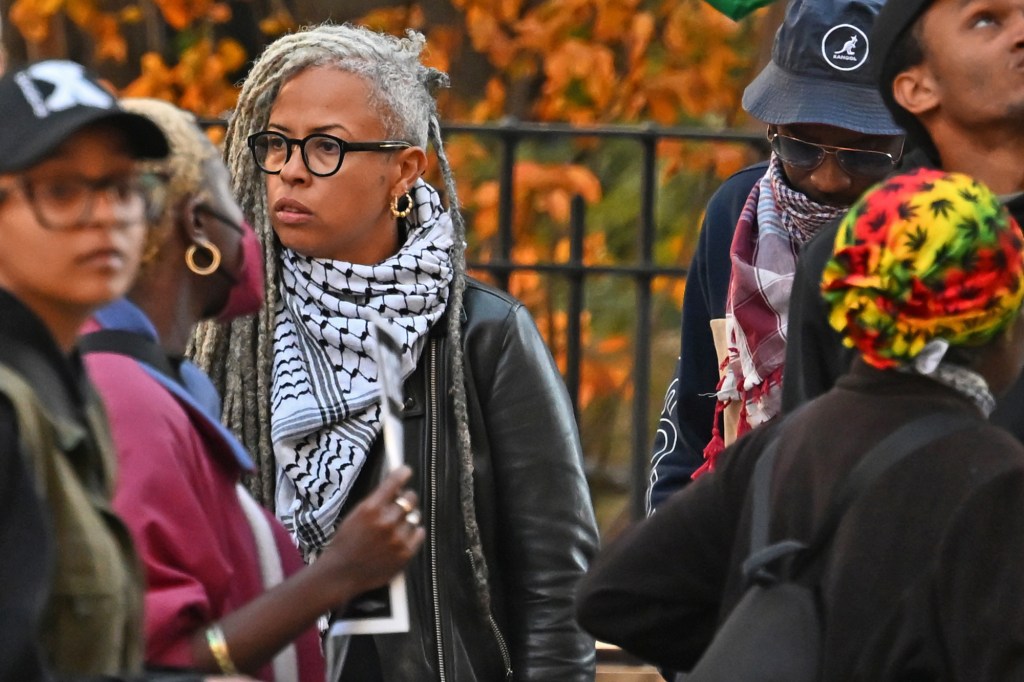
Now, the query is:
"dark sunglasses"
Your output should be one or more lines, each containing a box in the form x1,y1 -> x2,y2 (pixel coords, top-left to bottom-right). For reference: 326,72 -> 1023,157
247,131 -> 412,177
768,131 -> 903,179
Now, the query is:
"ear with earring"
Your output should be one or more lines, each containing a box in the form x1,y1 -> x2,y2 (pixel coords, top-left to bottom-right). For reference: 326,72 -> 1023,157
186,237 -> 222,276
390,191 -> 413,219
185,206 -> 222,276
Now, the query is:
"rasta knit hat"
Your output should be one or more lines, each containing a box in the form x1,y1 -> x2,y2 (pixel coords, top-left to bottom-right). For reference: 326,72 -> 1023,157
742,0 -> 902,135
823,168 -> 1024,370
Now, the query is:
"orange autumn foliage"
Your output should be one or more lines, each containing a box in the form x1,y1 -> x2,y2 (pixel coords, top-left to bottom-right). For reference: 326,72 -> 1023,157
122,37 -> 244,117
11,0 -> 128,60
11,0 -> 258,118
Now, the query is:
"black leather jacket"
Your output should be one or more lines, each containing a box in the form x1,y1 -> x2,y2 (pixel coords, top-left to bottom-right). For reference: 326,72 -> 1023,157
372,278 -> 599,681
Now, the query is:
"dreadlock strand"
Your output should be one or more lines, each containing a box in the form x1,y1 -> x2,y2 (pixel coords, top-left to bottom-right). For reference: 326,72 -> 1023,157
428,113 -> 492,617
255,290 -> 278,501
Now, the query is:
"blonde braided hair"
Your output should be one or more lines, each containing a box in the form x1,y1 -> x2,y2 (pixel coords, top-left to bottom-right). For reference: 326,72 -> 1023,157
189,23 -> 490,616
120,98 -> 219,262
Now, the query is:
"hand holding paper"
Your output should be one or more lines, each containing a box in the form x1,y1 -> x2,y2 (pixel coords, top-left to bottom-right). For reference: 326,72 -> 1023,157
328,317 -> 418,652
318,465 -> 424,601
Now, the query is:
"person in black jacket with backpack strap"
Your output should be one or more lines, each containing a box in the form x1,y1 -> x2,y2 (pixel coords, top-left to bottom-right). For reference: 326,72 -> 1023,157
578,168 -> 1024,680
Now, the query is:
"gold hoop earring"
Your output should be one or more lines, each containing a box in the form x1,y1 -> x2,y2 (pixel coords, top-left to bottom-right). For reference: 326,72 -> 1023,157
390,191 -> 413,219
185,239 -> 222,276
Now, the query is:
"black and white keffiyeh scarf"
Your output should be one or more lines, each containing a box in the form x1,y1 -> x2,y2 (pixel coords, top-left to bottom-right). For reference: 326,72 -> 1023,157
272,179 -> 453,560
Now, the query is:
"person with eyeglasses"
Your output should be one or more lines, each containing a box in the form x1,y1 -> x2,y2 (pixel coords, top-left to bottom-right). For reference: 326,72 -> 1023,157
76,98 -> 425,681
0,60 -> 242,682
190,23 -> 599,682
646,0 -> 904,513
782,0 -> 1024,446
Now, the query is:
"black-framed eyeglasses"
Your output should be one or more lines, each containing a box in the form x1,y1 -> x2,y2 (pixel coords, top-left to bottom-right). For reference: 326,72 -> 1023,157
247,131 -> 412,177
767,130 -> 903,179
0,171 -> 168,231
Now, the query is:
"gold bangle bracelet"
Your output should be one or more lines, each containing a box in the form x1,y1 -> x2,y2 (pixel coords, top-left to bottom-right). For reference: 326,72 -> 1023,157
205,624 -> 239,675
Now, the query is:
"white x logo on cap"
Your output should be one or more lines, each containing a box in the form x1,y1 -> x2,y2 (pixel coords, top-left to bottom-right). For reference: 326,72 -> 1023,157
16,60 -> 114,118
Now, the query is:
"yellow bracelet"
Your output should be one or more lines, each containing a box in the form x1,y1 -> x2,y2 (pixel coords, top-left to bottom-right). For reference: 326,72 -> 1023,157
205,624 -> 239,675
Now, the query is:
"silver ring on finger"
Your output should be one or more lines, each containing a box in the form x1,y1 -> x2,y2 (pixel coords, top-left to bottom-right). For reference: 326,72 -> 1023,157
394,495 -> 414,515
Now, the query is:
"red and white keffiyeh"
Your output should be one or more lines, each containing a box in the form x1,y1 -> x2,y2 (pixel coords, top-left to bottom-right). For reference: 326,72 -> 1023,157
698,157 -> 843,476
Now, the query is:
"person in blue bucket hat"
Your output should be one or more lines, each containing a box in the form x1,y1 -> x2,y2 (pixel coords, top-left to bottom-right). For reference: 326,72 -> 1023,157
647,0 -> 905,512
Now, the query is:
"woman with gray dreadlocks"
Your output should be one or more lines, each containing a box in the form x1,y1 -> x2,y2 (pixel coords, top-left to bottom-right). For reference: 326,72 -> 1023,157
192,22 -> 599,681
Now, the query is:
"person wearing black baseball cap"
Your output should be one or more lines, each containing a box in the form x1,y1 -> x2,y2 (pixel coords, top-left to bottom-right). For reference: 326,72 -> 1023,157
0,61 -> 232,682
783,0 -> 1024,440
648,0 -> 905,511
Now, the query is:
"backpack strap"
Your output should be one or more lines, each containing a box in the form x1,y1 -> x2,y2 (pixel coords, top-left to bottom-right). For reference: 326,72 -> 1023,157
0,337 -> 83,425
78,329 -> 184,386
743,436 -> 806,582
742,404 -> 812,579
743,410 -> 979,583
747,437 -> 784,555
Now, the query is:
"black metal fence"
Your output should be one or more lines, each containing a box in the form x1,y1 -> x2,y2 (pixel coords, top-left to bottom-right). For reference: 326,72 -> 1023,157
443,120 -> 766,525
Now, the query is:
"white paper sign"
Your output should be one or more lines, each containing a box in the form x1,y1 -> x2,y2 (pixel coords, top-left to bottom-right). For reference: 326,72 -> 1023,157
326,318 -> 412,679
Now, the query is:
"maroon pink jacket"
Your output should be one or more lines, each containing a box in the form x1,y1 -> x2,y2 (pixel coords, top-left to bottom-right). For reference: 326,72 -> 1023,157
83,302 -> 324,681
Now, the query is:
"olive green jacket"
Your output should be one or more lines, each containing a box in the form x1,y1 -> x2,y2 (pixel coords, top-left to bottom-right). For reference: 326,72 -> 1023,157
0,362 -> 144,676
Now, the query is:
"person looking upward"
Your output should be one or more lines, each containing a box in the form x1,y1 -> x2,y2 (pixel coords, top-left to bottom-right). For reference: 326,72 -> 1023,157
783,0 -> 1024,429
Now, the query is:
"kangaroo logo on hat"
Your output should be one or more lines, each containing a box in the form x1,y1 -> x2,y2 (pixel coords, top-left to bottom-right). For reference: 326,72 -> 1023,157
14,61 -> 114,119
822,24 -> 869,72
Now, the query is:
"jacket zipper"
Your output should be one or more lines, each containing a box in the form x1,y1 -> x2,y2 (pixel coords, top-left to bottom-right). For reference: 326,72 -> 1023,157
429,339 -> 447,682
466,549 -> 514,680
491,616 -> 513,681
